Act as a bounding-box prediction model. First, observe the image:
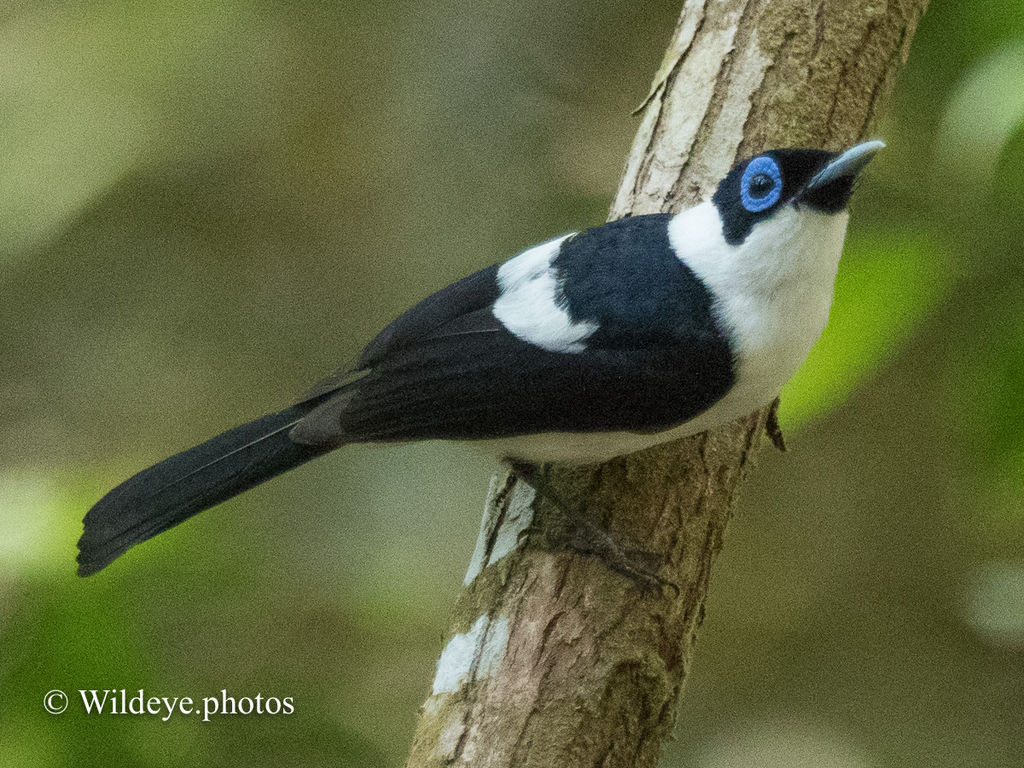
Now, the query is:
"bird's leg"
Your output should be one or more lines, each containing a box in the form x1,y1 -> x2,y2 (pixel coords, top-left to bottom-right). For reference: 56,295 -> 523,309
509,461 -> 677,594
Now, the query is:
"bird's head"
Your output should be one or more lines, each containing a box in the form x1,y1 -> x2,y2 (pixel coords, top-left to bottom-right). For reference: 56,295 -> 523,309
711,140 -> 885,245
668,140 -> 884,314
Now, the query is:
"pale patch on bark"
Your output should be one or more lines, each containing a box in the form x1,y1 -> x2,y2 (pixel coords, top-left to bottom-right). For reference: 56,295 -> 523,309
623,19 -> 743,215
464,473 -> 535,585
476,613 -> 510,679
616,0 -> 708,214
431,614 -> 491,696
486,485 -> 535,568
698,28 -> 774,186
421,612 -> 513,762
464,474 -> 506,585
431,612 -> 510,699
435,717 -> 469,761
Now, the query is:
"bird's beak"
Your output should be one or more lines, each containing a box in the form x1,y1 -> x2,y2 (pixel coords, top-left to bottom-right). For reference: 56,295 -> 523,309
802,139 -> 886,195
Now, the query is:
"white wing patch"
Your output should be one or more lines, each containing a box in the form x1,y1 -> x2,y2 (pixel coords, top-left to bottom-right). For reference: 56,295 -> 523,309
492,234 -> 598,353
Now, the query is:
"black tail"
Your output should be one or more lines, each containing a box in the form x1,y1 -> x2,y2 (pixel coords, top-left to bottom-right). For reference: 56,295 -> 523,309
77,403 -> 331,576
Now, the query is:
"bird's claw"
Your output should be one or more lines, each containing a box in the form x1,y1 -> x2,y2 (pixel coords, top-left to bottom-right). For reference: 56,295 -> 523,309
564,521 -> 677,595
510,460 -> 678,595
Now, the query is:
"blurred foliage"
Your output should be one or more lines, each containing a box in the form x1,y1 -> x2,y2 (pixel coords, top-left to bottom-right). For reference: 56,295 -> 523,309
0,0 -> 1022,766
778,229 -> 950,428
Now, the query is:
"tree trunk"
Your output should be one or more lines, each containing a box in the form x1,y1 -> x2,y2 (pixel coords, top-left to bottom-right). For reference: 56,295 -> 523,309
405,1 -> 929,766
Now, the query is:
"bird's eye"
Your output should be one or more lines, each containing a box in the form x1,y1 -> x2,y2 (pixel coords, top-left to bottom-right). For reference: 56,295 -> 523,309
748,173 -> 773,197
740,156 -> 782,213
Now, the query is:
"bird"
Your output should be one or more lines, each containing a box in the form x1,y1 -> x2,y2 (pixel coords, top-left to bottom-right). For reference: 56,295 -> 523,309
76,139 -> 885,577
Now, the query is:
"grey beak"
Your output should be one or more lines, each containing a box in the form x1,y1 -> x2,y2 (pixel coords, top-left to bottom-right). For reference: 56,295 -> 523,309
804,139 -> 886,193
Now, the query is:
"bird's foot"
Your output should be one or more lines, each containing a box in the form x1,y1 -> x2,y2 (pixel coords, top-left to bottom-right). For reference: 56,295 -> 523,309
560,516 -> 677,595
509,461 -> 677,595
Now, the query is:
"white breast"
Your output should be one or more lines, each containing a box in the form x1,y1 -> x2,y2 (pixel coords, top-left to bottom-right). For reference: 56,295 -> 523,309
667,202 -> 848,421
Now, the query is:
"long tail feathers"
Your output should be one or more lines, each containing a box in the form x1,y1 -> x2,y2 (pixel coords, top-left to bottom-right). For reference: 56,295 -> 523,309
77,404 -> 332,576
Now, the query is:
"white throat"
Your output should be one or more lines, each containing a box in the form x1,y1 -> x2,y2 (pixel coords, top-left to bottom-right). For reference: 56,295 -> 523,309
668,201 -> 849,418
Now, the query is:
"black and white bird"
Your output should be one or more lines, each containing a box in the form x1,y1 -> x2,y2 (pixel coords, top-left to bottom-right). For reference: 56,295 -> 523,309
77,140 -> 884,576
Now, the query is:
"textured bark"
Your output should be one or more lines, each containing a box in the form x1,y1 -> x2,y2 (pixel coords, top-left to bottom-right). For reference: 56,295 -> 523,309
406,1 -> 929,766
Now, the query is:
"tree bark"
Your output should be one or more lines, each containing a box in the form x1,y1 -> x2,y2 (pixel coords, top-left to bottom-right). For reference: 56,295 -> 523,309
405,1 -> 929,766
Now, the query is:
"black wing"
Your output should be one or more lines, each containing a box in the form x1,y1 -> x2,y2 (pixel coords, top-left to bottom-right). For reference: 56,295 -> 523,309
292,315 -> 733,444
303,264 -> 501,399
292,215 -> 735,445
359,264 -> 503,366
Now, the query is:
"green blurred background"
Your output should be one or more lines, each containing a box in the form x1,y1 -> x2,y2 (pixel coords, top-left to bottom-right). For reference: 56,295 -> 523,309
1,0 -> 1022,765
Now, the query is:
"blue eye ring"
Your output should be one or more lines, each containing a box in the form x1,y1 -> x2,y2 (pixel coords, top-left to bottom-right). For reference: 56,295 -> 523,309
740,156 -> 782,213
